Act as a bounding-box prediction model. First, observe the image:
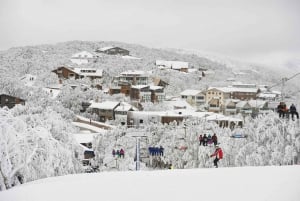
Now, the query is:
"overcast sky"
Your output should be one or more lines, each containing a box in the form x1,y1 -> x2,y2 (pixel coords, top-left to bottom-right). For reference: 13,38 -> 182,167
1,0 -> 299,66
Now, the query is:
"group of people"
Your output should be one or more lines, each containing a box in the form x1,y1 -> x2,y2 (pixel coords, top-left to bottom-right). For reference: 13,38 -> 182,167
112,148 -> 125,158
148,146 -> 164,156
199,133 -> 218,146
277,102 -> 299,120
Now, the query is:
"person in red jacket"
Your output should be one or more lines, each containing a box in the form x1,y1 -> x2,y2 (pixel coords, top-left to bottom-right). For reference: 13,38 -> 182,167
210,144 -> 223,168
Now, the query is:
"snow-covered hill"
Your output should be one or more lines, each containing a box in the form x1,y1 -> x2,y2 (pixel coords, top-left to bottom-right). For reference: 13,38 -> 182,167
1,165 -> 300,201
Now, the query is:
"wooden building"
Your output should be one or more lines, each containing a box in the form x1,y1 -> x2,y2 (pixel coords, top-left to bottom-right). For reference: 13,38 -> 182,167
130,85 -> 151,102
150,86 -> 165,103
52,67 -> 104,80
0,94 -> 25,109
96,46 -> 130,56
89,101 -> 120,122
152,78 -> 169,88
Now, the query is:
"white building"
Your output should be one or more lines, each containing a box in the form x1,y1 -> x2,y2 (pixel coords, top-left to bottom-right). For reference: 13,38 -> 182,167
70,51 -> 97,65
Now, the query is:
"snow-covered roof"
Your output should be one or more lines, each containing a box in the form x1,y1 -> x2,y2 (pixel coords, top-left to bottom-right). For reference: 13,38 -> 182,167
71,51 -> 96,58
98,46 -> 114,51
89,101 -> 120,110
42,88 -> 61,99
208,87 -> 258,93
236,101 -> 249,108
207,87 -> 233,93
131,85 -> 149,89
258,93 -> 277,98
248,100 -> 267,108
180,89 -> 203,96
73,133 -> 96,144
115,102 -> 138,112
155,60 -> 189,69
224,99 -> 239,106
149,86 -> 163,90
232,82 -> 256,88
120,70 -> 146,76
73,68 -> 103,77
164,99 -> 195,110
188,68 -> 198,73
231,87 -> 258,93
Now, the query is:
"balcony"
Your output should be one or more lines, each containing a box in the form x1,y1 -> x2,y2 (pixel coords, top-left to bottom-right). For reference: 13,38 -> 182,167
225,108 -> 237,113
209,106 -> 221,112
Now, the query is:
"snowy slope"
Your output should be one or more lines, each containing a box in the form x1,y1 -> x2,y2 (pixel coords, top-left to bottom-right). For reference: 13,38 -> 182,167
1,166 -> 300,201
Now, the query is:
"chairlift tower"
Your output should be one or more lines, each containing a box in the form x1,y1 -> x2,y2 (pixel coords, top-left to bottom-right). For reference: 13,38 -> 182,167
268,72 -> 300,101
130,134 -> 148,171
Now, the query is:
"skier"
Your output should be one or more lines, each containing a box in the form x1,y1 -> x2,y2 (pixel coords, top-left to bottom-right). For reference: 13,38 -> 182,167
210,144 -> 223,168
112,149 -> 116,157
116,150 -> 120,158
290,104 -> 299,120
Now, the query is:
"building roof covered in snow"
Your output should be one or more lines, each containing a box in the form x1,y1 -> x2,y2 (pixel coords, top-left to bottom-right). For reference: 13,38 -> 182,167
115,102 -> 138,112
97,46 -> 114,51
89,101 -> 120,110
149,86 -> 164,90
71,51 -> 96,58
73,68 -> 104,77
120,70 -> 146,76
155,60 -> 189,69
131,85 -> 149,89
248,100 -> 267,108
180,89 -> 203,96
208,86 -> 258,93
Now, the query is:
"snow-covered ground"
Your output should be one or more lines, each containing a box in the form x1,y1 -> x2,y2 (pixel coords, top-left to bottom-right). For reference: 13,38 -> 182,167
1,166 -> 300,201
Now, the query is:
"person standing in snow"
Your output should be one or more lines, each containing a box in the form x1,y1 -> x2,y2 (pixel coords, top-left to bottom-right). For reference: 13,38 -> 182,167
112,149 -> 116,157
120,148 -> 125,158
203,134 -> 208,146
212,134 -> 218,146
210,144 -> 223,168
207,134 -> 213,145
159,146 -> 164,156
116,150 -> 120,158
199,134 -> 204,146
290,104 -> 299,120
